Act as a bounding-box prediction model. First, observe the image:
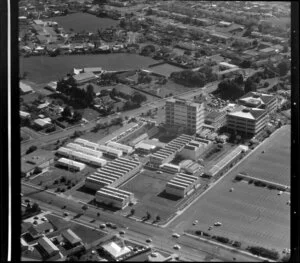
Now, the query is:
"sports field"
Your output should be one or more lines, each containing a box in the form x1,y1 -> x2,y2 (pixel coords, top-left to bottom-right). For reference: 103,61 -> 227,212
169,125 -> 291,252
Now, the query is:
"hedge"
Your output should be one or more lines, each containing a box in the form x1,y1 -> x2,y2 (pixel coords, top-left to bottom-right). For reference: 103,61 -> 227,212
247,246 -> 280,260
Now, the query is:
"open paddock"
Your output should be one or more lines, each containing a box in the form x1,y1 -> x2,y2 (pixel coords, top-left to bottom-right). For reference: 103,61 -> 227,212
169,126 -> 291,252
120,169 -> 181,221
240,126 -> 290,186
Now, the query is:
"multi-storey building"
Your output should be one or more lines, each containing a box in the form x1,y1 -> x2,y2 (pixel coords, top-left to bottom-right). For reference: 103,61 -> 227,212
238,92 -> 277,113
227,108 -> 268,137
165,98 -> 205,134
205,110 -> 228,130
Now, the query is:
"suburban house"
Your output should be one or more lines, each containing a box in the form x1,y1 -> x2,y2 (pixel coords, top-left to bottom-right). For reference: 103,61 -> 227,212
21,149 -> 54,177
20,82 -> 34,95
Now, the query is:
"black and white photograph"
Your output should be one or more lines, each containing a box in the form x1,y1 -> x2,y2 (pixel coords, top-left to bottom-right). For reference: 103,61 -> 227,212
5,0 -> 299,261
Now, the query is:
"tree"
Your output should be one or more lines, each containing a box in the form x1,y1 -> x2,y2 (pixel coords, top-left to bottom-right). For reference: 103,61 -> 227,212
277,61 -> 289,76
244,78 -> 257,94
26,145 -> 37,154
130,208 -> 135,215
72,111 -> 82,122
86,84 -> 95,105
131,92 -> 147,105
184,50 -> 192,56
156,215 -> 160,221
62,106 -> 72,119
31,203 -> 41,213
97,212 -> 100,217
82,205 -> 88,211
146,211 -> 151,220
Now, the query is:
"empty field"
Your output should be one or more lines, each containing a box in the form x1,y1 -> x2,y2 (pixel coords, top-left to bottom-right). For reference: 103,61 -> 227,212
149,63 -> 184,78
169,126 -> 291,252
120,170 -> 181,221
241,126 -> 290,186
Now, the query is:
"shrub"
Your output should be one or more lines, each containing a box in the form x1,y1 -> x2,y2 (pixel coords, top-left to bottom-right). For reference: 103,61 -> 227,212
232,241 -> 242,248
202,232 -> 211,237
235,175 -> 243,181
267,184 -> 276,190
248,180 -> 254,184
195,230 -> 202,235
247,246 -> 280,260
215,236 -> 230,244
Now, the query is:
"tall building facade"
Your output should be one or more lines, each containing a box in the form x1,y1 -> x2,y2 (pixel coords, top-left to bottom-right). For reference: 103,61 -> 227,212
227,108 -> 268,136
165,98 -> 205,134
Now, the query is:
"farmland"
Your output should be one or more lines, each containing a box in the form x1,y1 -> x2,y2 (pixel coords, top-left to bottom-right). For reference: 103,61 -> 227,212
168,125 -> 290,252
49,13 -> 119,33
20,54 -> 157,84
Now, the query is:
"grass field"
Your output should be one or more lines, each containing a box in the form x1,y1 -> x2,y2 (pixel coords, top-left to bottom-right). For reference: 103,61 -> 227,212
49,13 -> 119,33
240,126 -> 290,186
170,126 -> 291,252
120,169 -> 181,221
149,63 -> 184,78
20,54 -> 157,84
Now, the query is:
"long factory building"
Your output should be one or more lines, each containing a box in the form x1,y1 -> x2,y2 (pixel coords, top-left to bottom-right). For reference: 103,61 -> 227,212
56,157 -> 86,171
149,134 -> 194,168
95,186 -> 134,209
74,138 -> 123,158
85,157 -> 142,190
106,141 -> 134,154
166,173 -> 201,197
56,147 -> 107,167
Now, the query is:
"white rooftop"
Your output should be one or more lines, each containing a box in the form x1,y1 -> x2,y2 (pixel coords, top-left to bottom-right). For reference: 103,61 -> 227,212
102,242 -> 130,259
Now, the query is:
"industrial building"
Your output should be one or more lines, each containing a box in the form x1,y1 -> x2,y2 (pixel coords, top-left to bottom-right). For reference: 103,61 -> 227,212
180,160 -> 203,175
160,163 -> 181,174
238,92 -> 277,113
65,143 -> 103,158
106,141 -> 134,154
227,108 -> 268,136
61,229 -> 83,247
204,145 -> 248,177
166,173 -> 201,197
95,186 -> 134,209
149,134 -> 193,168
85,157 -> 142,190
74,138 -> 122,158
37,236 -> 60,259
179,138 -> 211,161
56,147 -> 107,167
165,98 -> 205,134
134,141 -> 156,155
56,158 -> 86,171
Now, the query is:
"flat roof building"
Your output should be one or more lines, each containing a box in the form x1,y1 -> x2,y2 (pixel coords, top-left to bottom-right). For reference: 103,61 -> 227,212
238,92 -> 277,113
38,236 -> 60,258
106,141 -> 134,154
56,158 -> 86,171
72,72 -> 97,85
227,107 -> 268,137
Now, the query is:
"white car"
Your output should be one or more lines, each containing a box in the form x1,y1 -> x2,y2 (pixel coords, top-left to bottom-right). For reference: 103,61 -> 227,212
214,222 -> 222,226
192,220 -> 198,225
173,244 -> 181,250
278,191 -> 283,195
157,171 -> 163,174
172,233 -> 180,238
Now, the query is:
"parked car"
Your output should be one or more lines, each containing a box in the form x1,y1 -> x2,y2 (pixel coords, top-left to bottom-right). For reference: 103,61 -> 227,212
173,244 -> 181,250
146,238 -> 152,243
100,224 -> 106,229
172,233 -> 180,238
192,220 -> 198,225
214,222 -> 222,226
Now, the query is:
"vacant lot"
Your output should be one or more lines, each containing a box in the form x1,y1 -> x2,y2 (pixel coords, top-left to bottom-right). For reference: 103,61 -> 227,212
120,169 -> 181,221
240,126 -> 290,186
20,54 -> 157,84
169,126 -> 291,252
49,13 -> 119,33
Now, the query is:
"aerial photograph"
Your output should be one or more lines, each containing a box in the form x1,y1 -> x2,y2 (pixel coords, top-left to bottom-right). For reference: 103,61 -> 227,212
19,0 -> 291,261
